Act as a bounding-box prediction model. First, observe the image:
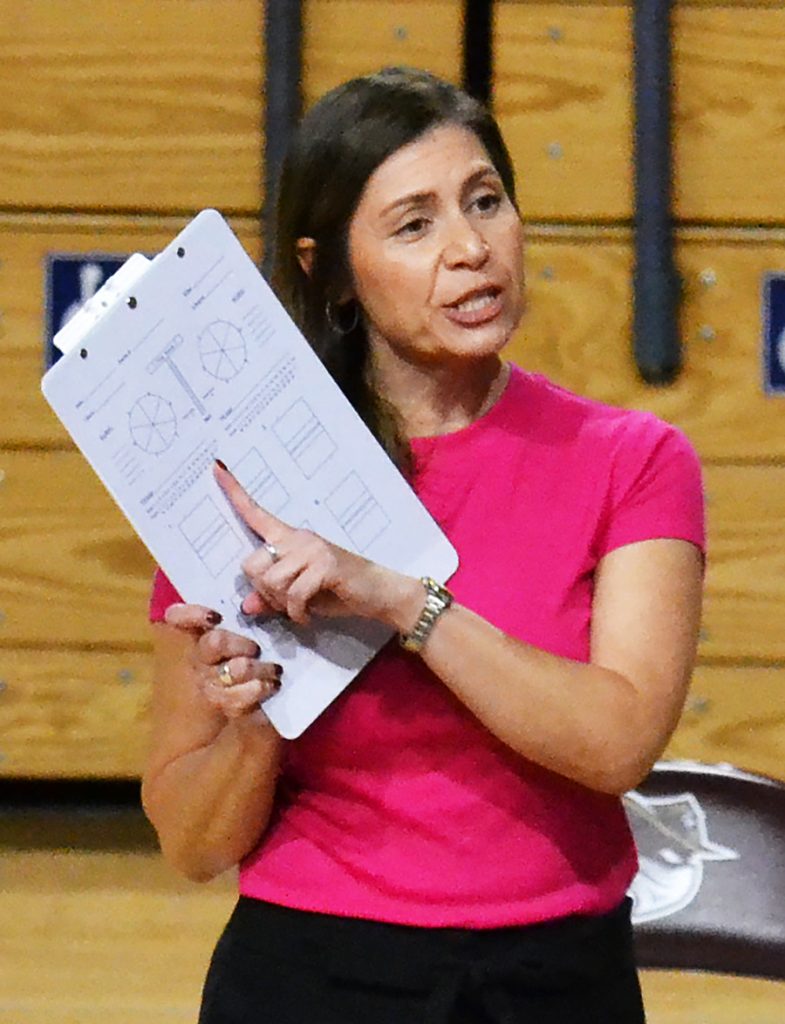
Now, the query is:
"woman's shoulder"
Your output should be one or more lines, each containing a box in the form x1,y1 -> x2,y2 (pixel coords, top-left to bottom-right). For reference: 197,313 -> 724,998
508,365 -> 695,457
505,368 -> 705,552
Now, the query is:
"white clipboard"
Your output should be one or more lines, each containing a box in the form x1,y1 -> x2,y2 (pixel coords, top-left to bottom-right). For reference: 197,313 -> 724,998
41,210 -> 458,738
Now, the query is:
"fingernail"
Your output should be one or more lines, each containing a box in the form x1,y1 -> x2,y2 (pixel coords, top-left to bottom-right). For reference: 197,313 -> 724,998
274,664 -> 284,677
214,458 -> 228,471
252,643 -> 262,657
206,610 -> 222,625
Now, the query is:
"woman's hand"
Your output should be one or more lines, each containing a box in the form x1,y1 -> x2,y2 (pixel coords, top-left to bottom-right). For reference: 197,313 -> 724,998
214,460 -> 422,629
164,602 -> 282,720
143,605 -> 284,881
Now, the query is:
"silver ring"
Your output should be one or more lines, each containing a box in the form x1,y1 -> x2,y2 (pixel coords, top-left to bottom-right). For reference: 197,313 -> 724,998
217,661 -> 234,687
262,540 -> 280,563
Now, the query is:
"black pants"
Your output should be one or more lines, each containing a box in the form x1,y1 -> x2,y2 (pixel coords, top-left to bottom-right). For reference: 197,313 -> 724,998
199,897 -> 646,1024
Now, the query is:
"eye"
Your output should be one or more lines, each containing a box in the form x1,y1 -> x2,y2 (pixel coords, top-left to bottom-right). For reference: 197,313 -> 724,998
395,217 -> 430,238
472,191 -> 502,215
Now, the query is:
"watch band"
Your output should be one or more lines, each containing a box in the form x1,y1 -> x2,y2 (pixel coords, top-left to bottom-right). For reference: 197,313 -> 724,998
399,577 -> 454,653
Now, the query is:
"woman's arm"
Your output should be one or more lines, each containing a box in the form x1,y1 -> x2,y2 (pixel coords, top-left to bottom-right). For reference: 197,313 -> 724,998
216,463 -> 703,798
141,610 -> 284,882
392,538 -> 703,795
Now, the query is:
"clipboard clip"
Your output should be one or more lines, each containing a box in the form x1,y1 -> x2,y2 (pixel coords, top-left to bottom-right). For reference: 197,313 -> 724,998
53,252 -> 153,356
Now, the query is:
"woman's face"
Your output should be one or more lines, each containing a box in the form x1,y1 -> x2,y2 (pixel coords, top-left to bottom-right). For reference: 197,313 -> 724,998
347,123 -> 524,368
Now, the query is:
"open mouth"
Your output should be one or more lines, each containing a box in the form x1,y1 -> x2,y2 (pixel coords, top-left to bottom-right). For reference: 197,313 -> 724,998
446,286 -> 502,311
443,286 -> 504,324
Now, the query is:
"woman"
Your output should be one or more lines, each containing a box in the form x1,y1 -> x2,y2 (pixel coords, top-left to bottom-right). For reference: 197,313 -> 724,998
143,67 -> 704,1022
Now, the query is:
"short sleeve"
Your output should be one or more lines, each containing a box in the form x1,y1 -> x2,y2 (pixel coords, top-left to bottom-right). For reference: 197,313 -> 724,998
149,568 -> 184,623
595,415 -> 706,560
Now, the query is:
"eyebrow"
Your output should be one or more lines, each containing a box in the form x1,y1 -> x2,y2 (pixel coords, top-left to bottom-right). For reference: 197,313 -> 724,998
379,165 -> 501,219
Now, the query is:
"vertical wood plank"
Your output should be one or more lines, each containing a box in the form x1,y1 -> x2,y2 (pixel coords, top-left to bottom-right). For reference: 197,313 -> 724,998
495,3 -> 632,221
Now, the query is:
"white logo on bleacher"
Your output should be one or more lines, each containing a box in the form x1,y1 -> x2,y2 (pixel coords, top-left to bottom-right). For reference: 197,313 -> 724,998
624,790 -> 739,924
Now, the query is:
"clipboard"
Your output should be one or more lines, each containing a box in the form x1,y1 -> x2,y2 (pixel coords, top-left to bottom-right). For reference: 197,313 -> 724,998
41,209 -> 458,738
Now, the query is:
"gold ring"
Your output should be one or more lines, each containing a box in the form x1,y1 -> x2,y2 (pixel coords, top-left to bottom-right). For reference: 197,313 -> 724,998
217,661 -> 234,687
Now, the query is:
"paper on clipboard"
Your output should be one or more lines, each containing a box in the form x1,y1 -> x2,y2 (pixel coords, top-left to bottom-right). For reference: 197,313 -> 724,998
41,210 -> 458,738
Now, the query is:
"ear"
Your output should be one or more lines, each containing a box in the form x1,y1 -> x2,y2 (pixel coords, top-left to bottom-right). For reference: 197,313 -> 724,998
296,237 -> 316,276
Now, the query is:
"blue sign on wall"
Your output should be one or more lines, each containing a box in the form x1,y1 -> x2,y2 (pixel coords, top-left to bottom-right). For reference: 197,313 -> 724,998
763,273 -> 785,394
44,253 -> 132,367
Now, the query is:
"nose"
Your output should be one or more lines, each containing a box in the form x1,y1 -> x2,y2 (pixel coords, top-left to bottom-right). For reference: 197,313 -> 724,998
442,216 -> 490,269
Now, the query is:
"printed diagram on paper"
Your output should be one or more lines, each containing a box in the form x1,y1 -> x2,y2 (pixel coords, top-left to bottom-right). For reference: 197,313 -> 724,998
41,210 -> 458,736
129,394 -> 178,454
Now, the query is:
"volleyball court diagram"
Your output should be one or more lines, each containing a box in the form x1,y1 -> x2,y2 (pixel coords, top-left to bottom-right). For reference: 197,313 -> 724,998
325,472 -> 390,552
269,400 -> 390,551
177,450 -> 389,582
177,447 -> 290,578
272,398 -> 337,479
179,494 -> 245,578
234,447 -> 290,515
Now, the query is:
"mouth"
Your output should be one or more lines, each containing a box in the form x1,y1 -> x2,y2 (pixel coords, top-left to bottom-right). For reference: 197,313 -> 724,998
442,285 -> 504,326
445,285 -> 501,311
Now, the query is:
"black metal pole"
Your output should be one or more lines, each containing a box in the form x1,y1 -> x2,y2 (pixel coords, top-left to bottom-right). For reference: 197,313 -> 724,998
632,0 -> 681,384
463,0 -> 494,105
263,1 -> 303,277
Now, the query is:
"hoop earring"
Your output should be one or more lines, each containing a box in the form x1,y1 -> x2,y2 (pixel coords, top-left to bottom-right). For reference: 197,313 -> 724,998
326,300 -> 360,335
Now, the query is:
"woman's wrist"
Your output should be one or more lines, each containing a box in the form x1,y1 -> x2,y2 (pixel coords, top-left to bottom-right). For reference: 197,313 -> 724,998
374,570 -> 431,634
398,577 -> 454,653
227,708 -> 283,751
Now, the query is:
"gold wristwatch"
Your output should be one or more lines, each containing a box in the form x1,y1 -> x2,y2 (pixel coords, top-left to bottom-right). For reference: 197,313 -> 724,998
399,577 -> 454,653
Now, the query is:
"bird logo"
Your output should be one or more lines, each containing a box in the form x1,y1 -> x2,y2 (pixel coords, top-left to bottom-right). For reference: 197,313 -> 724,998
625,789 -> 739,924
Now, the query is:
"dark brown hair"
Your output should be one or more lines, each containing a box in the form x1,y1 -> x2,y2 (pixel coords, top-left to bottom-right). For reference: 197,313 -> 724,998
271,67 -> 518,467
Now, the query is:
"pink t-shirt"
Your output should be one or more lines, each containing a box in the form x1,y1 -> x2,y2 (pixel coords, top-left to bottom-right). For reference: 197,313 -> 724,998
150,366 -> 705,928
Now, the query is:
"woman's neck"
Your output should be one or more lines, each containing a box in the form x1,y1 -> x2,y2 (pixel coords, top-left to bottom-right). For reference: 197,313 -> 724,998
368,350 -> 509,439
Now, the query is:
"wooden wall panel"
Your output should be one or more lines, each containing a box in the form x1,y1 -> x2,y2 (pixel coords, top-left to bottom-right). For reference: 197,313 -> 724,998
494,4 -> 631,221
673,7 -> 785,224
495,4 -> 785,224
0,1 -> 263,213
511,229 -> 785,462
3,439 -> 784,773
302,0 -> 463,107
3,0 -> 782,795
3,658 -> 782,782
11,223 -> 785,460
701,463 -> 785,663
0,214 -> 261,448
0,649 -> 151,777
2,451 -> 784,661
0,450 -> 154,649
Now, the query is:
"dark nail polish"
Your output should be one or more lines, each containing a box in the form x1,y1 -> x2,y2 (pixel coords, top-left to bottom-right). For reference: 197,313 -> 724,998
214,458 -> 228,471
206,610 -> 222,626
273,664 -> 284,677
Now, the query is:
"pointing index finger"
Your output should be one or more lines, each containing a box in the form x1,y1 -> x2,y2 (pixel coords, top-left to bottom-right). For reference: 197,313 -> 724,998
213,459 -> 283,540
